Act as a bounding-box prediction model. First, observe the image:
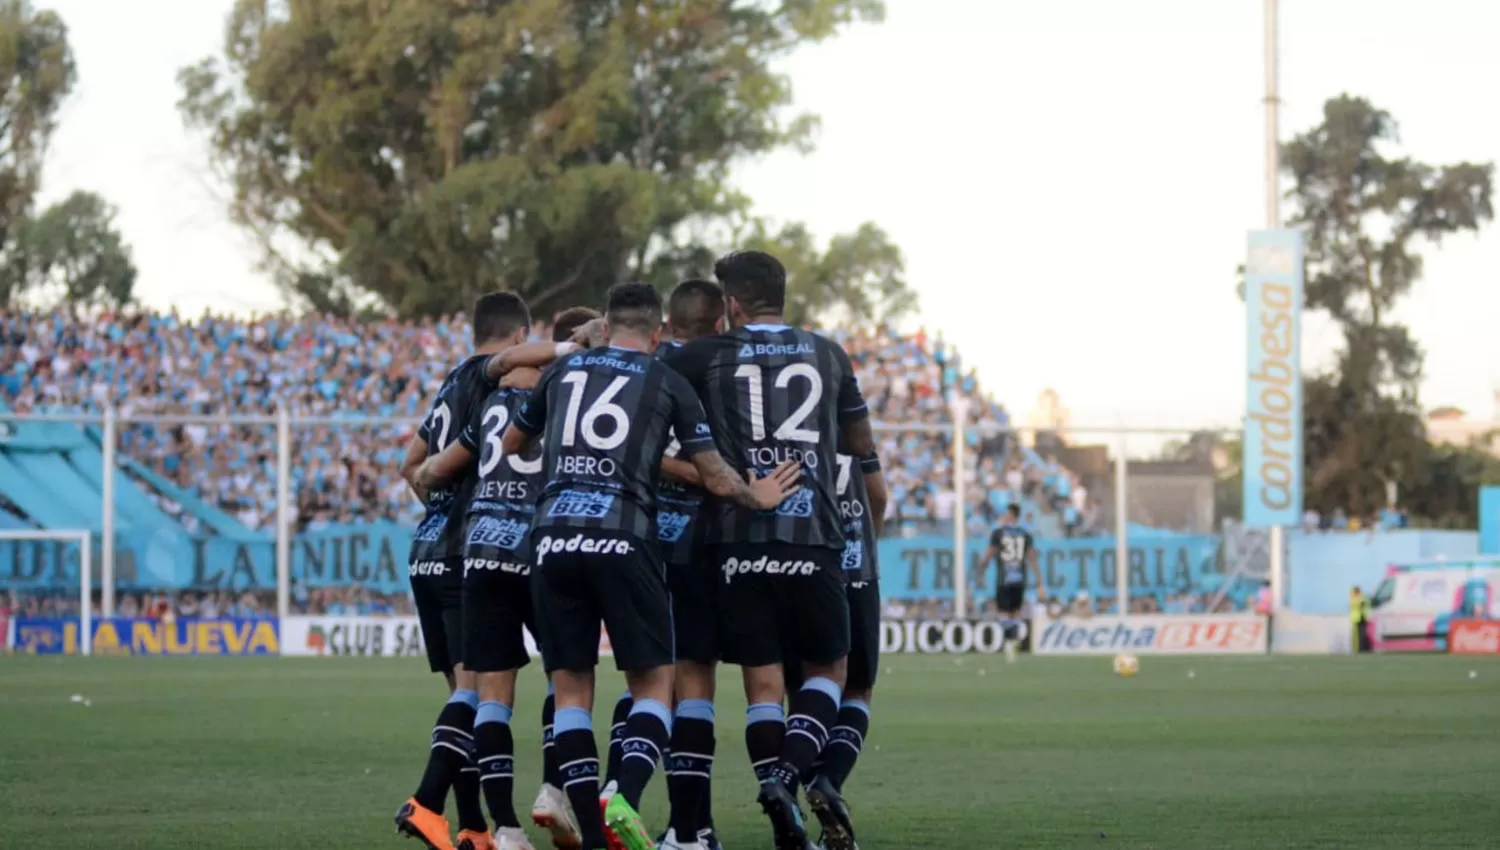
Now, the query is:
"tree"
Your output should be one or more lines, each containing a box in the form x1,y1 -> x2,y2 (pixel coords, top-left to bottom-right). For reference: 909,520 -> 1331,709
0,190 -> 137,308
742,219 -> 914,325
178,0 -> 912,320
1280,95 -> 1493,517
0,0 -> 74,256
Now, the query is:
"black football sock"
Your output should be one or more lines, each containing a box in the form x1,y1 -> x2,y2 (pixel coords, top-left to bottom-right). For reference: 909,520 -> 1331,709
604,691 -> 633,787
542,686 -> 561,788
455,755 -> 488,834
818,699 -> 871,792
554,707 -> 608,850
475,701 -> 519,828
771,677 -> 841,790
668,699 -> 716,839
745,701 -> 786,786
414,689 -> 478,813
615,698 -> 671,809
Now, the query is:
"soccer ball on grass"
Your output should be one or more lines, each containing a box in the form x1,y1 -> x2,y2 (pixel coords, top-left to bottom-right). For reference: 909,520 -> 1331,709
1112,652 -> 1140,678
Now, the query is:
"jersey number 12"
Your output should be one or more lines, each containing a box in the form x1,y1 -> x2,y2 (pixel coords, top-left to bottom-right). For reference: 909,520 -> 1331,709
735,363 -> 822,443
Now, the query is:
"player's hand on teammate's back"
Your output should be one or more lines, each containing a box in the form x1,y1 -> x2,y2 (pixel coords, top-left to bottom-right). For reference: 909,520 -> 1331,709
570,318 -> 607,348
745,460 -> 803,510
500,366 -> 542,390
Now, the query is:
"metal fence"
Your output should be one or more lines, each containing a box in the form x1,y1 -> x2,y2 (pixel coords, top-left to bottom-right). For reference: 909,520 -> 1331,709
0,408 -> 1257,621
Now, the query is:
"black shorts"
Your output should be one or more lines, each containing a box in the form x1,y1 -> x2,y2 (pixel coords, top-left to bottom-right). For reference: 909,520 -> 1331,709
715,543 -> 849,668
410,557 -> 464,673
668,557 -> 720,665
996,583 -> 1025,614
462,556 -> 536,674
786,577 -> 880,693
531,527 -> 672,674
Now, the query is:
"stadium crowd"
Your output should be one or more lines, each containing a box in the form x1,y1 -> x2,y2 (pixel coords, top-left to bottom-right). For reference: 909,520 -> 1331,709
1,308 -> 1093,539
1,307 -> 1123,617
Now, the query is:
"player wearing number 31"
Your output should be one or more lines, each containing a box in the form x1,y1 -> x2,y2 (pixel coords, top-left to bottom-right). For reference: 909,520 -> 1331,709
500,282 -> 802,850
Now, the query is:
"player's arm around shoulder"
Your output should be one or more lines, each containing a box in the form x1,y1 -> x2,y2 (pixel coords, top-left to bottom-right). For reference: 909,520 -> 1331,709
501,359 -> 563,455
484,339 -> 585,382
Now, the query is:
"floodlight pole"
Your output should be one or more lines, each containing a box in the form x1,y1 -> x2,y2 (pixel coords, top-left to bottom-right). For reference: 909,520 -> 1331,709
1264,0 -> 1287,613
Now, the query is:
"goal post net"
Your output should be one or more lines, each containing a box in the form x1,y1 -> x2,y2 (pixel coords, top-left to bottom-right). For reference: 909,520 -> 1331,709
0,529 -> 93,655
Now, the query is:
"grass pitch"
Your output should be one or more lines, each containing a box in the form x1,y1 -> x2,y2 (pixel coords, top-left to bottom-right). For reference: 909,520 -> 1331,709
2,653 -> 1498,849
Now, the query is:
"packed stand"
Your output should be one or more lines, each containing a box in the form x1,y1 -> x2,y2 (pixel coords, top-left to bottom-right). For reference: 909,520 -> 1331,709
3,308 -> 1111,617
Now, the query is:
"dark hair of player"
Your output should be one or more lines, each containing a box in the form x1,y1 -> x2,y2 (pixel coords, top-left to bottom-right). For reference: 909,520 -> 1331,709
668,278 -> 725,339
605,282 -> 663,335
1006,503 -> 1022,520
713,250 -> 786,316
472,291 -> 531,346
552,305 -> 602,342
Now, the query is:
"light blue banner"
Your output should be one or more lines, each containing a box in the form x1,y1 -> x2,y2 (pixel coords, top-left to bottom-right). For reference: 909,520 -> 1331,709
1480,487 -> 1500,555
0,522 -> 410,593
1243,228 -> 1304,527
881,533 -> 1222,602
1,524 -> 1224,603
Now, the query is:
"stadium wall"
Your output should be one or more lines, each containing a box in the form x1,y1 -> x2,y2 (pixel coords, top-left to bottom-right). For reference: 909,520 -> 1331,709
1286,530 -> 1478,614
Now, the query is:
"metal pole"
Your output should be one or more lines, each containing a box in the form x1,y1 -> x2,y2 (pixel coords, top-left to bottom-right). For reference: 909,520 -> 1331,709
80,531 -> 93,656
951,394 -> 969,621
1114,431 -> 1129,616
275,406 -> 293,622
101,406 -> 117,618
1264,0 -> 1286,613
1264,0 -> 1280,230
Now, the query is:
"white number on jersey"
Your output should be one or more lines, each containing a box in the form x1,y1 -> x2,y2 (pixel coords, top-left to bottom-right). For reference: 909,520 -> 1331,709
734,363 -> 823,443
836,454 -> 854,496
560,372 -> 631,451
478,404 -> 543,477
1000,534 -> 1027,564
429,401 -> 453,448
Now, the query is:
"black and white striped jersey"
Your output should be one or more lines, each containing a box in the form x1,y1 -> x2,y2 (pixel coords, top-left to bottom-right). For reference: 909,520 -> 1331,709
409,354 -> 493,565
663,325 -> 868,550
837,452 -> 881,583
514,346 -> 715,541
457,385 -> 545,565
655,341 -> 707,566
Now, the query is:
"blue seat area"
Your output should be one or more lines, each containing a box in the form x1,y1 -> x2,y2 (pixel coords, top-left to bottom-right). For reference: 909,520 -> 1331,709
0,450 -> 93,528
0,504 -> 34,530
67,444 -> 176,531
8,451 -> 104,528
109,448 -> 257,540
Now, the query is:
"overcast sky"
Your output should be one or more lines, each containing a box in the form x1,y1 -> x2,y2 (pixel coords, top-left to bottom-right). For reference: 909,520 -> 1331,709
34,0 -> 1500,433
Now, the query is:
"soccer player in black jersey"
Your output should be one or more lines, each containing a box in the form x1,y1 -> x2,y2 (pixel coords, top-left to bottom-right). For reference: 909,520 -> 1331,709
661,251 -> 885,850
396,292 -> 532,850
784,446 -> 887,850
500,283 -> 802,850
981,503 -> 1046,663
652,280 -> 729,850
414,311 -> 605,850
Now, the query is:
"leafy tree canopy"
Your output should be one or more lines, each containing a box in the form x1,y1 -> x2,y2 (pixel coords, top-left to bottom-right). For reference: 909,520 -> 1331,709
178,0 -> 915,323
1277,95 -> 1494,522
0,2 -> 136,311
0,190 -> 136,309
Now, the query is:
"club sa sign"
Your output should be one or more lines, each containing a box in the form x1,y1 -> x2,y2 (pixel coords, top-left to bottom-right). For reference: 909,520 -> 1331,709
879,619 -> 1025,654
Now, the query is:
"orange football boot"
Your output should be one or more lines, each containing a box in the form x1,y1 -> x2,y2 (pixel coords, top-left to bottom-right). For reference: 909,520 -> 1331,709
456,829 -> 497,850
395,797 -> 456,850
